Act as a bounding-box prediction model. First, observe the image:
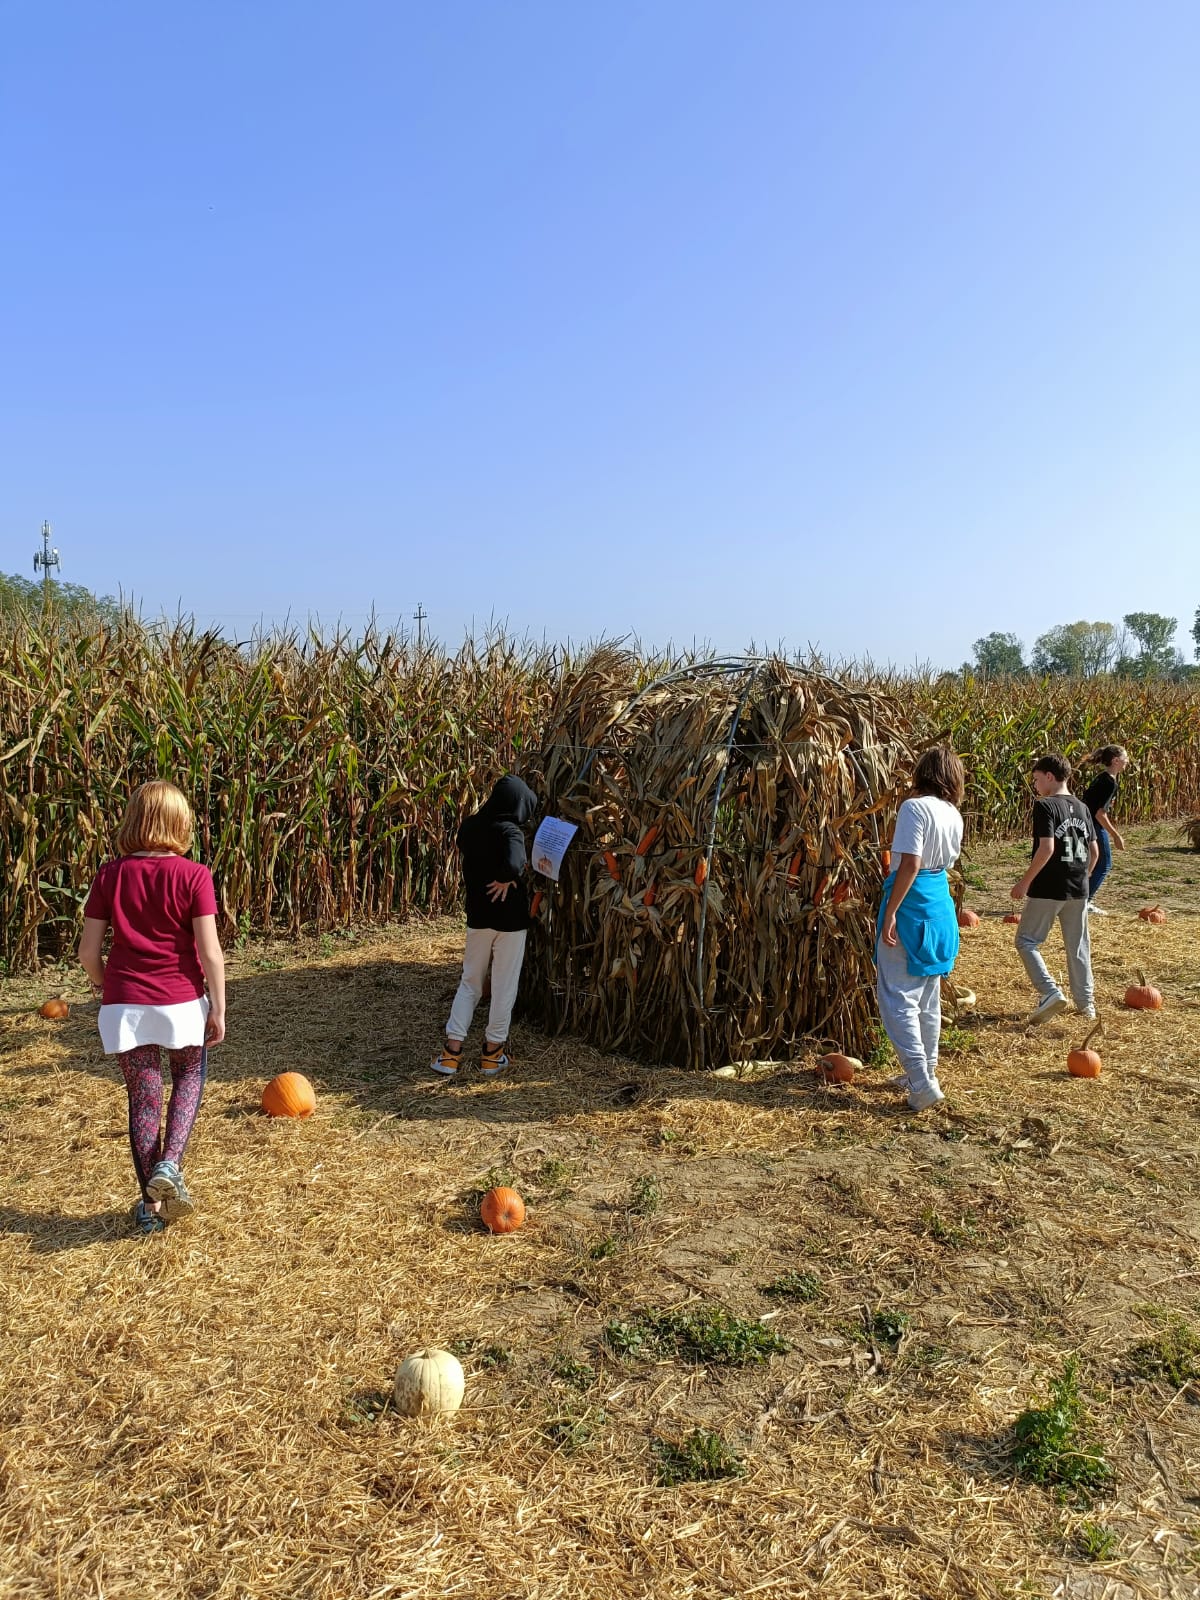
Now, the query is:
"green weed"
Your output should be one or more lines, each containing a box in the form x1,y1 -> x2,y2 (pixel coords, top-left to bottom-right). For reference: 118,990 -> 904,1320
1074,1521 -> 1119,1561
605,1304 -> 789,1365
1124,1315 -> 1200,1389
760,1270 -> 822,1302
628,1174 -> 662,1217
653,1428 -> 745,1486
1011,1359 -> 1114,1500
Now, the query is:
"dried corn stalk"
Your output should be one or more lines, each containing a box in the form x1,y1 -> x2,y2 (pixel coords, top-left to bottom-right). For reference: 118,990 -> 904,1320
521,653 -> 914,1069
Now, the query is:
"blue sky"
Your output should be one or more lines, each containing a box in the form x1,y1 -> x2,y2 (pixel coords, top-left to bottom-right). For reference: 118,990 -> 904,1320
2,2 -> 1197,666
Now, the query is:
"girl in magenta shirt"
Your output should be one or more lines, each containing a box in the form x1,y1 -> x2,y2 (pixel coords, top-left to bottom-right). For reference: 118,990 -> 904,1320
79,781 -> 226,1235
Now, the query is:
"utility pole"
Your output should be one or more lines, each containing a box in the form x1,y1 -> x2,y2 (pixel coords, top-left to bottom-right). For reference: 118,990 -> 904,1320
413,602 -> 426,650
33,521 -> 61,605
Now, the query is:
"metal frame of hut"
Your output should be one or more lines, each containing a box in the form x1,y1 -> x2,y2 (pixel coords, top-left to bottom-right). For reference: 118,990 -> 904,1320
520,654 -> 914,1070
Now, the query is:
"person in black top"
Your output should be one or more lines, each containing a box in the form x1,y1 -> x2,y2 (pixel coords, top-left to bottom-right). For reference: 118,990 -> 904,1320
431,775 -> 538,1079
1011,752 -> 1098,1026
1081,744 -> 1129,909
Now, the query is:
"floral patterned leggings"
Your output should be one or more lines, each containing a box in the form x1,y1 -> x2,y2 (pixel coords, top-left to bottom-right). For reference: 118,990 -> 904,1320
118,1045 -> 207,1199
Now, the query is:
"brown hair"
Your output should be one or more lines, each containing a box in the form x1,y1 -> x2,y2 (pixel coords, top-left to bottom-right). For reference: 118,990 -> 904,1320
1032,752 -> 1071,782
912,745 -> 965,806
1091,744 -> 1127,766
114,781 -> 194,856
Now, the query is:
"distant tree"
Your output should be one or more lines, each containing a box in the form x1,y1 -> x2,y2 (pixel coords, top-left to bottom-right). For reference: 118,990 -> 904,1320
1117,611 -> 1177,678
0,571 -> 121,625
971,631 -> 1025,677
1191,605 -> 1200,661
1031,620 -> 1118,678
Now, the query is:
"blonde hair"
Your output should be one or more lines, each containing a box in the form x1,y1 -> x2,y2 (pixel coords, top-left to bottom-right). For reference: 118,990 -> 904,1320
114,781 -> 195,856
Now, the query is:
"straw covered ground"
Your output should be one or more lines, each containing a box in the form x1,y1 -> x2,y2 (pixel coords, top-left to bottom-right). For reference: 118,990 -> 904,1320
1,823 -> 1198,1599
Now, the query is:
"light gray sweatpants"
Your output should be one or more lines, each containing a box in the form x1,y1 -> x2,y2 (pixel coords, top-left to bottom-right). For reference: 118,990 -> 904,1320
1014,897 -> 1093,1011
875,935 -> 941,1097
447,928 -> 527,1045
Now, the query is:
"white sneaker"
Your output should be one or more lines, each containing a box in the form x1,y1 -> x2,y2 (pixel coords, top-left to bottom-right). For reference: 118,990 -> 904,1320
1027,993 -> 1069,1026
1086,904 -> 1108,916
907,1082 -> 945,1112
1078,1007 -> 1097,1021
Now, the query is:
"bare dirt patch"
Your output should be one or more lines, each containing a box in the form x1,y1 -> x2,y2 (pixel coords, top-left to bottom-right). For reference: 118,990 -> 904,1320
1,826 -> 1198,1598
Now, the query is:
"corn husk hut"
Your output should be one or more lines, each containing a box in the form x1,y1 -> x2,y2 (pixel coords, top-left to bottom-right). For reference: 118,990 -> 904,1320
521,653 -> 915,1069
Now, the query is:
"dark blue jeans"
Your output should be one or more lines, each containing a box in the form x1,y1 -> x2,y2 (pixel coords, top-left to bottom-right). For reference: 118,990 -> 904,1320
1088,826 -> 1112,899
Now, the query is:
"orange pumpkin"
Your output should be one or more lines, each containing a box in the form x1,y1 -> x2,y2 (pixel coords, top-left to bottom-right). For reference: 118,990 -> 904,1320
1002,912 -> 1022,925
261,1071 -> 317,1118
1124,970 -> 1163,1010
480,1186 -> 525,1234
1138,905 -> 1167,924
39,998 -> 70,1020
816,1052 -> 860,1084
957,909 -> 980,929
1067,1022 -> 1103,1078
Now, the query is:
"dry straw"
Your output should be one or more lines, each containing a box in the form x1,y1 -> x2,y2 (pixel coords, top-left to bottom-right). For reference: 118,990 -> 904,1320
2,882 -> 1198,1599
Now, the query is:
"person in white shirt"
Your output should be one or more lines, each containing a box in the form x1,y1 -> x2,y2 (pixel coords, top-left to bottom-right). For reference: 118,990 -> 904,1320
876,747 -> 966,1112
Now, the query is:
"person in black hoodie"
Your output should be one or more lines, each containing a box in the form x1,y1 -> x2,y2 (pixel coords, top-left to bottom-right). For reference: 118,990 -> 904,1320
432,775 -> 538,1078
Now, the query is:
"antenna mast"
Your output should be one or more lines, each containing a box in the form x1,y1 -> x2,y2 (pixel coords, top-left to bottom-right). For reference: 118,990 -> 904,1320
33,521 -> 61,604
413,602 -> 427,650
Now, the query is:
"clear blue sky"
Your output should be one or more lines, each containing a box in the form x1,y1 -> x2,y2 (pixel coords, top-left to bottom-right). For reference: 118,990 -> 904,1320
2,2 -> 1197,666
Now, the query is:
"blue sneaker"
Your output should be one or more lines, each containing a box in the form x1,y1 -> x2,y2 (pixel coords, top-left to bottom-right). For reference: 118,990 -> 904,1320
131,1199 -> 166,1236
146,1160 -> 195,1221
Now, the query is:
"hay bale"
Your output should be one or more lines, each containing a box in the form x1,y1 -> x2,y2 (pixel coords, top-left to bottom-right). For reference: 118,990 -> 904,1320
522,653 -> 913,1068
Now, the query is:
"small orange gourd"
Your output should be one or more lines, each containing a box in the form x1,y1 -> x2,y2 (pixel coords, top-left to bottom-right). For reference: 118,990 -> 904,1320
957,908 -> 980,929
1123,970 -> 1163,1011
694,858 -> 708,887
480,1186 -> 525,1234
261,1071 -> 317,1118
1138,905 -> 1167,924
816,1052 -> 860,1084
39,998 -> 70,1020
1067,1022 -> 1103,1078
1002,912 -> 1022,924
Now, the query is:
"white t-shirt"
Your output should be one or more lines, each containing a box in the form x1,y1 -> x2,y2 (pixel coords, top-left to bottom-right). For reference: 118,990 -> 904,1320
889,796 -> 963,872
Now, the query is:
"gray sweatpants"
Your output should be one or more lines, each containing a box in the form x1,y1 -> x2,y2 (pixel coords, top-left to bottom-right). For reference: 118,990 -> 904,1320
1014,897 -> 1093,1011
875,935 -> 941,1097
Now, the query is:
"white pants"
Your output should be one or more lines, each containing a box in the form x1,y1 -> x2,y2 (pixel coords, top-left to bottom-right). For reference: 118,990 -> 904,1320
875,935 -> 941,1096
446,928 -> 527,1045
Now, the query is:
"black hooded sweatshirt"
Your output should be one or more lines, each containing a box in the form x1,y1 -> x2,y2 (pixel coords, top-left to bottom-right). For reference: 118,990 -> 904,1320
456,775 -> 538,931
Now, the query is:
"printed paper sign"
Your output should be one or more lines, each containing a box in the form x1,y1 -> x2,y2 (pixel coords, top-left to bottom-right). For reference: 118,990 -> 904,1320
531,816 -> 579,882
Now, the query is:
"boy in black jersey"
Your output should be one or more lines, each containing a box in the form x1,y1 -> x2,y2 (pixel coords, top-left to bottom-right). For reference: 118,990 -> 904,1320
1010,753 -> 1099,1025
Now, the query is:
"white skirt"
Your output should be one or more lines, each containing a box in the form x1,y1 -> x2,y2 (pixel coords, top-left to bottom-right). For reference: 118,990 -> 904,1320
98,996 -> 209,1055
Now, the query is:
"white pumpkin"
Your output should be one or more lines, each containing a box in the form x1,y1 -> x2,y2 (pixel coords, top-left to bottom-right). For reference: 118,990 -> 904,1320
392,1348 -> 465,1417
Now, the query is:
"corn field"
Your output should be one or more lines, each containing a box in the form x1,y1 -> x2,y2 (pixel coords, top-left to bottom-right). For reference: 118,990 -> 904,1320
2,613 -> 1199,973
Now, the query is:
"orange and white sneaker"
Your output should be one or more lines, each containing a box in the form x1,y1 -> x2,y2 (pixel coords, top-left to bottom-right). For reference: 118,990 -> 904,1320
430,1047 -> 462,1077
479,1044 -> 510,1079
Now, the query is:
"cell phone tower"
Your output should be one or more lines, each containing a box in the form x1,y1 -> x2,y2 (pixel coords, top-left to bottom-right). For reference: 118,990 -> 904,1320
33,520 -> 61,603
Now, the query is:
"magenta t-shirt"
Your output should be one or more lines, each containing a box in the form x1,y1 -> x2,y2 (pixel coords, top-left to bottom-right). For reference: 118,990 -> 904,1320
84,855 -> 219,1005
